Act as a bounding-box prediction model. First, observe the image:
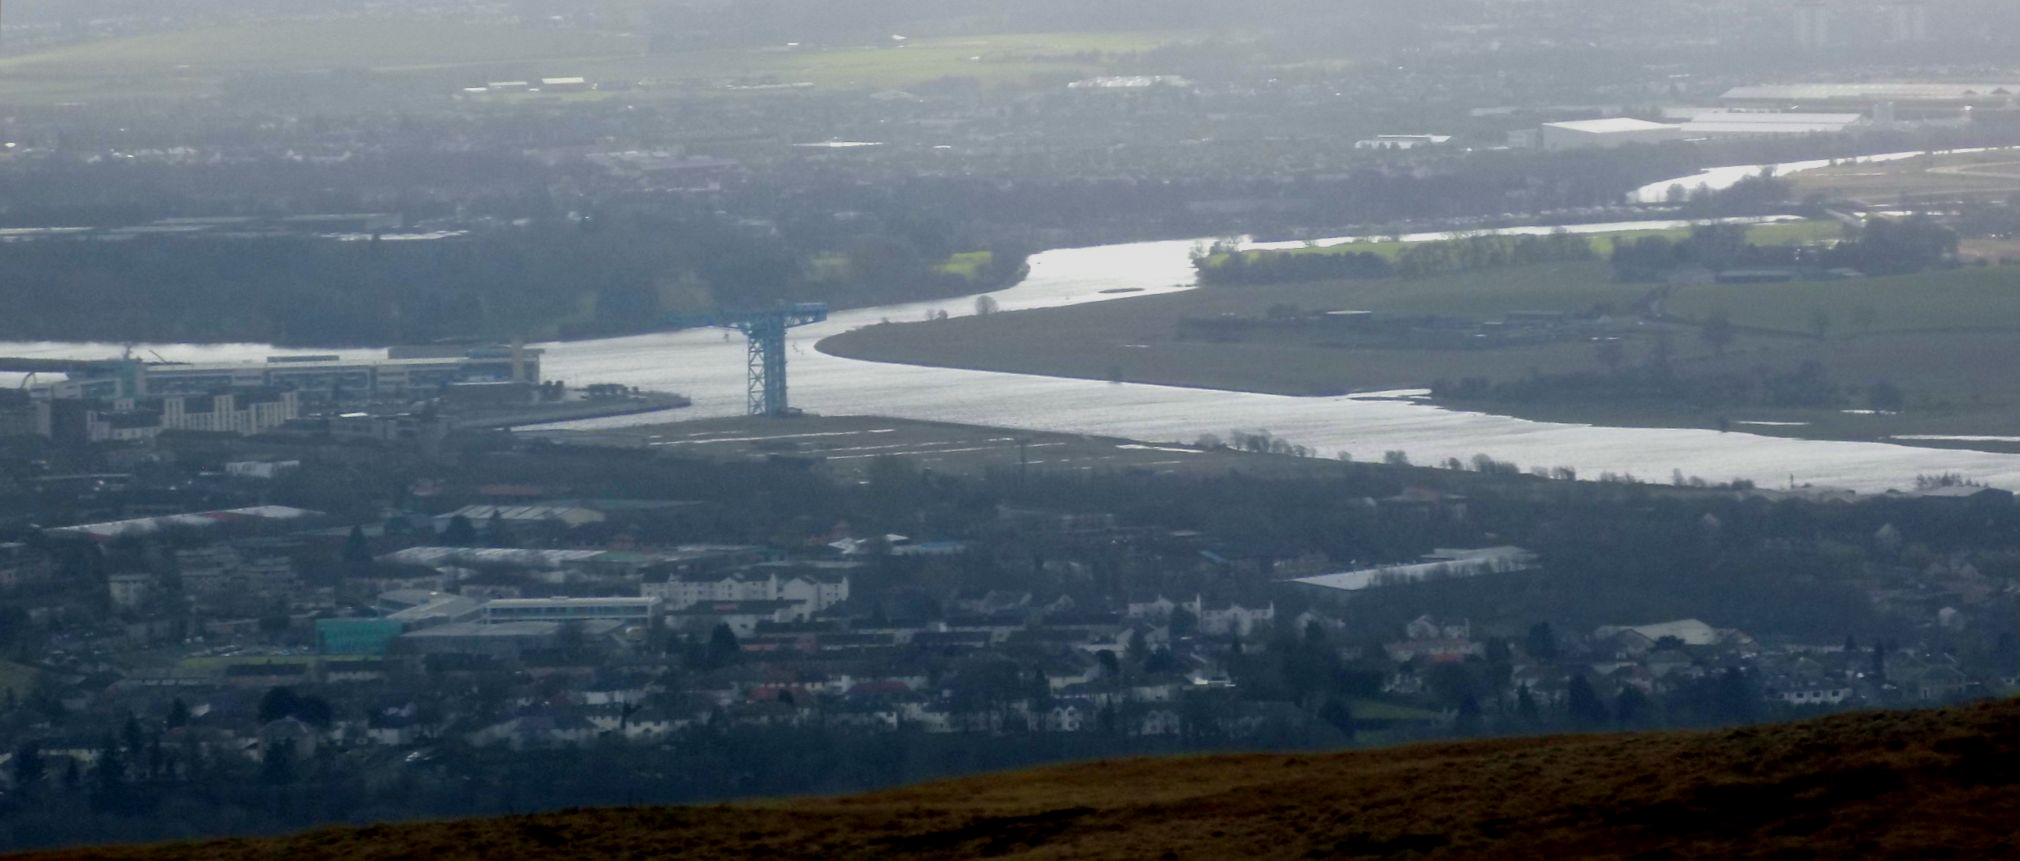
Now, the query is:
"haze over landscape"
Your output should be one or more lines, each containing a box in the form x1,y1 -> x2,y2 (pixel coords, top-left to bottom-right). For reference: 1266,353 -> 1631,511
2,0 -> 2020,857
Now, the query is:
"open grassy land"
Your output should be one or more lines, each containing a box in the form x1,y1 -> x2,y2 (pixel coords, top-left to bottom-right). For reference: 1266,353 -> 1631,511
1791,149 -> 2020,204
935,251 -> 996,279
1666,264 -> 2020,335
715,32 -> 1172,89
0,21 -> 642,75
1962,238 -> 2020,263
823,262 -> 1646,397
823,259 -> 2020,446
1209,220 -> 1842,267
28,700 -> 2020,860
0,23 -> 1182,104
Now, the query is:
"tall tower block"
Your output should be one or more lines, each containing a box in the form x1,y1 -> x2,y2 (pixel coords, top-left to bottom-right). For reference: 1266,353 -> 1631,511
1795,0 -> 1831,50
1889,1 -> 1930,43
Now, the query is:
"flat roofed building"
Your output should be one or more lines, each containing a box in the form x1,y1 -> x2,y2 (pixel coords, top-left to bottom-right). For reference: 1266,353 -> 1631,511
481,597 -> 662,626
42,346 -> 541,403
1539,118 -> 1685,151
1677,110 -> 1866,138
433,504 -> 608,530
45,506 -> 321,542
1290,546 -> 1538,597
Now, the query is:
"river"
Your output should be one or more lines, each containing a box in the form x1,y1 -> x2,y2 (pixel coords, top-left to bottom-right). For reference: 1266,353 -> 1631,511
8,169 -> 2020,493
527,230 -> 2020,494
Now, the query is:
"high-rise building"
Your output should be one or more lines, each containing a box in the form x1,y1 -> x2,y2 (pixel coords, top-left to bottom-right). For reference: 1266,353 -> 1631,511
1889,1 -> 1930,43
1795,0 -> 1831,50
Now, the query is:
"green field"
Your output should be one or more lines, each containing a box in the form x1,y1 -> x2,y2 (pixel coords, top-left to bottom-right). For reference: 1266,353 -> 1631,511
737,32 -> 1172,89
934,251 -> 995,279
0,23 -> 1184,104
0,21 -> 641,75
822,258 -> 2020,446
821,262 -> 1646,396
1666,264 -> 2020,334
1266,261 -> 1639,317
1212,221 -> 1843,268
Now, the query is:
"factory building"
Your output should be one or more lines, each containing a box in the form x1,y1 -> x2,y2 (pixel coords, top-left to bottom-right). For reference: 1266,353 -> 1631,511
481,597 -> 664,627
37,345 -> 540,403
35,389 -> 301,444
1538,118 -> 1687,151
1666,109 -> 1869,138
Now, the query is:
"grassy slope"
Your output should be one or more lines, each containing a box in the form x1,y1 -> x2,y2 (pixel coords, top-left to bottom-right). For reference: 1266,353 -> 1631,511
27,700 -> 2020,860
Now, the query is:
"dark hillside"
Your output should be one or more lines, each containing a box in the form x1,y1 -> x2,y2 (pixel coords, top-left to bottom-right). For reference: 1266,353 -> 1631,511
22,700 -> 2020,860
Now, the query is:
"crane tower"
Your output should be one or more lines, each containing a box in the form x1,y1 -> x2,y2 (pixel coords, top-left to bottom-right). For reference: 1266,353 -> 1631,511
666,303 -> 829,417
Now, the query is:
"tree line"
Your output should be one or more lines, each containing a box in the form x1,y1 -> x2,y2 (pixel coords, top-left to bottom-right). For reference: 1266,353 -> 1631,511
1611,218 -> 1959,282
0,216 -> 1029,347
1196,232 -> 1597,286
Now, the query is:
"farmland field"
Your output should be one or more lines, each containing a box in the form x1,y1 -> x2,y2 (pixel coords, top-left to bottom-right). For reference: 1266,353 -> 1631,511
1665,264 -> 2020,334
823,258 -> 2020,446
0,23 -> 1186,103
821,262 -> 1652,397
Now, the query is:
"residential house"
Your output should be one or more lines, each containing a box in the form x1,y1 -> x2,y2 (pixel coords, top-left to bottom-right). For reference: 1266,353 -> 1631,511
1124,594 -> 1178,622
1131,707 -> 1184,737
1041,699 -> 1092,733
1592,619 -> 1757,657
1190,596 -> 1275,637
107,573 -> 155,609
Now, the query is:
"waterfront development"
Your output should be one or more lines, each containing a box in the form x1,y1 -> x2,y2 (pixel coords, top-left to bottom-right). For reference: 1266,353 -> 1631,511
11,1 -> 2020,854
8,195 -> 2020,492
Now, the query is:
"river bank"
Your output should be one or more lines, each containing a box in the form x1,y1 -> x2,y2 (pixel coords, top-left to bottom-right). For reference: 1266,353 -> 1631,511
13,222 -> 2020,492
816,258 -> 2020,453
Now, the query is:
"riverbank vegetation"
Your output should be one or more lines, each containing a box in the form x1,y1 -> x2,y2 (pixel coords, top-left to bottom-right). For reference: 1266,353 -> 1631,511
0,215 -> 1029,347
1197,220 -> 1848,286
1611,217 -> 1956,282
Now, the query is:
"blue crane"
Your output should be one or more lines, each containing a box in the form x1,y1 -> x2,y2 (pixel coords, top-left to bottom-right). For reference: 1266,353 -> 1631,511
665,303 -> 830,417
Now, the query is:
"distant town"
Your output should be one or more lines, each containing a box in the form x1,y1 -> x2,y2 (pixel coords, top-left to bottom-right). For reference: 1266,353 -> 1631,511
5,0 -> 2020,852
4,398 -> 2020,847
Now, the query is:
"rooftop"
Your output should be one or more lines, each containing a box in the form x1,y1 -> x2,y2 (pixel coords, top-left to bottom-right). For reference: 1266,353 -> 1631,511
46,506 -> 321,540
1543,118 -> 1680,134
1723,83 -> 2020,102
1292,547 -> 1537,593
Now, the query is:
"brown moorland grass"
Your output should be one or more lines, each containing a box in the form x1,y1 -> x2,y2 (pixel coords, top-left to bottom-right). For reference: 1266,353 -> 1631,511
20,700 -> 2020,860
